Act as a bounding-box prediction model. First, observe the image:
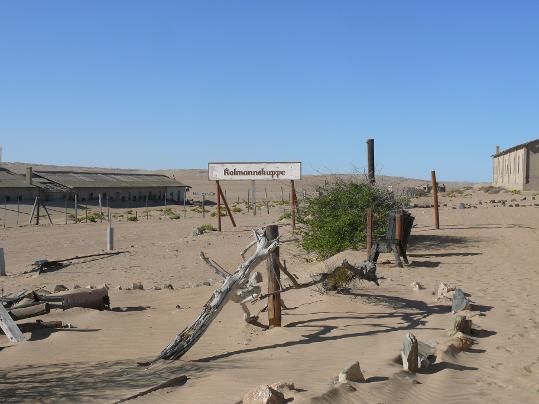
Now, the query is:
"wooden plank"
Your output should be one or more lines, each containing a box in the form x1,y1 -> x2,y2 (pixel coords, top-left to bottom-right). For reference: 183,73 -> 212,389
0,302 -> 26,343
266,225 -> 281,328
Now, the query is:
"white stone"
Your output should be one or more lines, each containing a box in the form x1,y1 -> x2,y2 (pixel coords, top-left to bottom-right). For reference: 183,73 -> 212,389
242,385 -> 285,404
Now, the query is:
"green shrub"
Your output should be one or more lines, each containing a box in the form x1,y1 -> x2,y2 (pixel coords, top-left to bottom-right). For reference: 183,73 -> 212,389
210,207 -> 227,217
199,223 -> 216,232
279,212 -> 292,221
163,207 -> 180,220
127,215 -> 138,222
232,206 -> 242,213
297,179 -> 405,259
511,189 -> 521,195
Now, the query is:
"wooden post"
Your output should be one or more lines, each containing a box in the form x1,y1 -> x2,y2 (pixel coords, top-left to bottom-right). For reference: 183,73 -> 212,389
251,180 -> 256,216
107,195 -> 110,222
290,180 -> 297,231
216,181 -> 222,232
431,170 -> 440,229
164,190 -> 167,207
266,201 -> 270,214
265,225 -> 281,328
85,203 -> 88,223
281,186 -> 284,203
99,193 -> 103,222
28,196 -> 38,225
367,138 -> 375,185
74,194 -> 78,224
202,195 -> 206,218
107,212 -> 114,251
41,200 -> 53,225
265,187 -> 268,200
395,212 -> 403,242
401,332 -> 418,372
146,194 -> 149,220
367,208 -> 373,256
16,197 -> 20,227
64,195 -> 68,224
217,183 -> 236,228
3,198 -> 6,229
35,196 -> 40,225
0,247 -> 5,276
247,190 -> 250,212
183,193 -> 186,218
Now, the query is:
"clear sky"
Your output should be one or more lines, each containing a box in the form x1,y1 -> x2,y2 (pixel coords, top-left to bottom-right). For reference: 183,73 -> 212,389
1,1 -> 538,181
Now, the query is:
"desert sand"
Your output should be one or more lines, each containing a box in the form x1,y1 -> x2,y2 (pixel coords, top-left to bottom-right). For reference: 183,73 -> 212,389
1,168 -> 538,403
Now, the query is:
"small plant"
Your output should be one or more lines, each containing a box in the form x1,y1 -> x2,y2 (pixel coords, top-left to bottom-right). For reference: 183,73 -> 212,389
511,189 -> 522,195
232,206 -> 242,213
199,223 -> 216,232
163,207 -> 180,220
127,215 -> 138,222
126,210 -> 133,215
279,212 -> 292,221
323,267 -> 354,292
210,207 -> 227,217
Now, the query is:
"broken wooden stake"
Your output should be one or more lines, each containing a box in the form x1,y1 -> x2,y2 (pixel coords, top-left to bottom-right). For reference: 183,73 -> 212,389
401,332 -> 418,372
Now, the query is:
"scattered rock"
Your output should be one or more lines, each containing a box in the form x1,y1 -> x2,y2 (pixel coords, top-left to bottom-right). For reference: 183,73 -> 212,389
115,285 -> 123,290
338,361 -> 365,383
98,283 -> 110,290
410,282 -> 424,291
72,284 -> 81,289
153,285 -> 162,290
54,285 -> 69,292
268,382 -> 295,393
457,203 -> 466,209
242,385 -> 286,404
85,285 -> 95,289
436,282 -> 455,300
163,284 -> 174,290
449,332 -> 474,351
202,280 -> 212,286
132,282 -> 144,290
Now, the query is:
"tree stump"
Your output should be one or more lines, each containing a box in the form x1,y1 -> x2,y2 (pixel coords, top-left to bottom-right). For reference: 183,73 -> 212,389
449,315 -> 472,336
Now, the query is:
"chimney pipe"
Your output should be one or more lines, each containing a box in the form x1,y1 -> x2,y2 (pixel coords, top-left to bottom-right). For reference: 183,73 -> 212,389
496,145 -> 500,155
26,167 -> 33,185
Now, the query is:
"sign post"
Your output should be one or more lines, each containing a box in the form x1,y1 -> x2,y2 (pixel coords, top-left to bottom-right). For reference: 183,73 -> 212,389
208,162 -> 301,230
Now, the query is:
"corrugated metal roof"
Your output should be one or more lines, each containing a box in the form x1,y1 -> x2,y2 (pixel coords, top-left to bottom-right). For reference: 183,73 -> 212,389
0,168 -> 36,188
34,171 -> 188,189
493,139 -> 539,157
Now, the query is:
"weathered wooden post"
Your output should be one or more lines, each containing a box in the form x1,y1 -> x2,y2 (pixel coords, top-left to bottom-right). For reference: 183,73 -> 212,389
0,247 -> 6,276
401,332 -> 418,372
217,181 -> 222,232
251,180 -> 256,216
146,194 -> 149,220
183,193 -> 186,218
16,197 -> 20,227
74,194 -> 78,224
85,203 -> 88,223
367,208 -> 373,256
281,186 -> 284,203
99,193 -> 103,222
247,190 -> 250,212
265,225 -> 281,328
3,198 -> 6,229
28,196 -> 38,225
290,180 -> 297,231
107,212 -> 114,251
64,195 -> 68,224
35,195 -> 40,225
395,212 -> 403,242
202,194 -> 206,218
367,138 -> 375,185
431,170 -> 440,229
107,195 -> 110,222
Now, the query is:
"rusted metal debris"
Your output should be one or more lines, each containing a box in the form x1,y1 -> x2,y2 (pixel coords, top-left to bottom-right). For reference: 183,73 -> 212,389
31,251 -> 126,274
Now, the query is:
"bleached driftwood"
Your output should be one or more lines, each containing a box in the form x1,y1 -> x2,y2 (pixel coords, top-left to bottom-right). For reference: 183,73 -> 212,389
150,229 -> 279,363
449,315 -> 472,336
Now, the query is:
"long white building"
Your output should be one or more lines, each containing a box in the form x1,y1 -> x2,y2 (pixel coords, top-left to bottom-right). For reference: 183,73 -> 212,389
492,139 -> 539,191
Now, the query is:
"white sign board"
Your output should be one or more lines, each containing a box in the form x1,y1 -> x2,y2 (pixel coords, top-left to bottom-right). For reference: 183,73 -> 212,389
208,162 -> 301,181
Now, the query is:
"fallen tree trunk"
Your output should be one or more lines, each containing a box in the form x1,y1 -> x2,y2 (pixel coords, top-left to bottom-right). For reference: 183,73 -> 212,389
148,229 -> 279,363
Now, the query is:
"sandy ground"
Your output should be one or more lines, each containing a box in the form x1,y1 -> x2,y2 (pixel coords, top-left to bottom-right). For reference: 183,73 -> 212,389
1,183 -> 538,403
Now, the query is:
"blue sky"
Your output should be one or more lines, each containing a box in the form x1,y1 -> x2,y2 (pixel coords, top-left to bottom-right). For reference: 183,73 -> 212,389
1,1 -> 538,181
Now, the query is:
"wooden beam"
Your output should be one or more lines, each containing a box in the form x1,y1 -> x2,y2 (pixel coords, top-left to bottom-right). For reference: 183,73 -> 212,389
0,303 -> 26,343
218,183 -> 236,228
265,225 -> 281,328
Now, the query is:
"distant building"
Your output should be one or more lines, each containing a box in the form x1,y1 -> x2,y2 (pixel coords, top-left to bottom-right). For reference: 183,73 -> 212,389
0,167 -> 190,203
0,168 -> 38,201
492,139 -> 539,191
